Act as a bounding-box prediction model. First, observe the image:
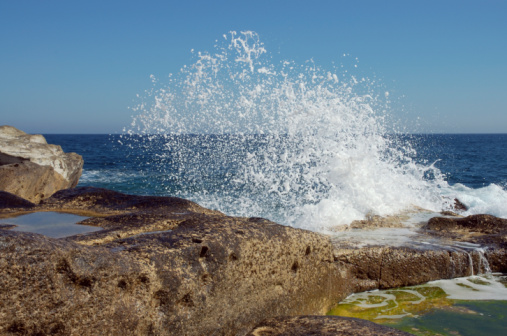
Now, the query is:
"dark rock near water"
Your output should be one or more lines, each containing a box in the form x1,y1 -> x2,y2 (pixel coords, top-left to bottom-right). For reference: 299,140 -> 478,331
424,214 -> 507,273
454,198 -> 468,211
0,125 -> 83,203
1,187 -> 506,335
247,315 -> 412,336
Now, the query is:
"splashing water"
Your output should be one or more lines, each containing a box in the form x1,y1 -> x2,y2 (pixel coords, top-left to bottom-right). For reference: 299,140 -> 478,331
123,31 -> 454,231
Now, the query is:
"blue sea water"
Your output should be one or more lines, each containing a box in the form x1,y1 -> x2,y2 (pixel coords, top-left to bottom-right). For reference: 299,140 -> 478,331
45,133 -> 507,229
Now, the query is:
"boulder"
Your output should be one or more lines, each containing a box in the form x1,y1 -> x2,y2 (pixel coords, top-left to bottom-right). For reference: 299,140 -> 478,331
0,125 -> 83,202
426,214 -> 507,235
0,188 -> 348,336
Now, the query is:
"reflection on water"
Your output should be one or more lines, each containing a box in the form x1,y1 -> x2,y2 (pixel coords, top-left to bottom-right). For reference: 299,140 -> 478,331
328,274 -> 507,336
0,212 -> 101,238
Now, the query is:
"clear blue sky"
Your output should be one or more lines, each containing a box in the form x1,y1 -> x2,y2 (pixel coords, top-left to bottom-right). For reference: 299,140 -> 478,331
1,0 -> 506,134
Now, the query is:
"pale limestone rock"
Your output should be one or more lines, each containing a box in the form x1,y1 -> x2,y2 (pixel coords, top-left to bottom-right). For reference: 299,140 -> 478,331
0,125 -> 83,202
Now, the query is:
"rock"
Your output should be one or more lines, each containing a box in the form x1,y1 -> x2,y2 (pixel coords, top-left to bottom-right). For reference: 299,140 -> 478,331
0,125 -> 83,202
0,188 -> 348,336
426,214 -> 507,235
454,198 -> 468,211
1,188 -> 506,335
0,191 -> 35,209
349,214 -> 406,230
333,245 -> 478,291
424,214 -> 507,273
247,315 -> 412,336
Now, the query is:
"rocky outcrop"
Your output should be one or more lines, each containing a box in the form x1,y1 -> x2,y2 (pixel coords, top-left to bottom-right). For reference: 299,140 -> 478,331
247,316 -> 412,336
0,126 -> 83,202
1,188 -> 506,335
0,188 -> 349,336
424,214 -> 507,273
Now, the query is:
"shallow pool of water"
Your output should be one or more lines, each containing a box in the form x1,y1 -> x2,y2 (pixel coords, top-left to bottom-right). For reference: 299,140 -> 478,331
327,274 -> 507,336
0,212 -> 101,238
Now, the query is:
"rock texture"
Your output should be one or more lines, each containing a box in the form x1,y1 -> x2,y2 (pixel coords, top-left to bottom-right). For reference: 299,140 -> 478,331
424,214 -> 507,273
1,188 -> 506,335
0,188 -> 348,336
247,316 -> 412,336
0,125 -> 83,202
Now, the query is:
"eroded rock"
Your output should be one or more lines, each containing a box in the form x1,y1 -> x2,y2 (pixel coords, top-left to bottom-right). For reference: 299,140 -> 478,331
1,188 -> 506,335
0,125 -> 83,202
0,188 -> 348,336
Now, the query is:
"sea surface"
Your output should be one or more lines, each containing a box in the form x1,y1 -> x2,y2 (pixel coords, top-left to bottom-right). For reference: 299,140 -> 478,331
45,133 -> 507,229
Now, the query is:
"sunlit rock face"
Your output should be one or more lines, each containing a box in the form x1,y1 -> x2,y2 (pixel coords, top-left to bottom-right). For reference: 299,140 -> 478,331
0,188 -> 348,336
1,188 -> 506,335
0,125 -> 83,202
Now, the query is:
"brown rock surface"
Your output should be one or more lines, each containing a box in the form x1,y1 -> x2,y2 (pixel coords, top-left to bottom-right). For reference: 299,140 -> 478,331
247,315 -> 412,336
0,187 -> 348,336
0,125 -> 83,203
424,214 -> 507,273
426,214 -> 507,236
1,188 -> 506,335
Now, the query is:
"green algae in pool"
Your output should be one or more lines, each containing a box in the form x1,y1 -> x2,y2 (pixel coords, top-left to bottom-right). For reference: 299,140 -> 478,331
327,274 -> 507,336
0,212 -> 101,238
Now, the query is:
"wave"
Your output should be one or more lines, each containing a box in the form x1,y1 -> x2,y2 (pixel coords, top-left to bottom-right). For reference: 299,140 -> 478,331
118,31 -> 506,231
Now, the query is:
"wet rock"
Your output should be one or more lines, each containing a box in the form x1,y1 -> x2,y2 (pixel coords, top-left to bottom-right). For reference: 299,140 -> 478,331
454,198 -> 468,211
349,214 -> 406,229
426,214 -> 507,235
424,214 -> 507,250
334,245 -> 475,291
424,214 -> 507,273
0,125 -> 83,202
247,315 -> 412,336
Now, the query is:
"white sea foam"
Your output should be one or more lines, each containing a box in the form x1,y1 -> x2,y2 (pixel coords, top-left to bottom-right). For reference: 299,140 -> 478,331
81,170 -> 139,184
124,31 -> 507,231
442,183 -> 507,218
427,274 -> 507,300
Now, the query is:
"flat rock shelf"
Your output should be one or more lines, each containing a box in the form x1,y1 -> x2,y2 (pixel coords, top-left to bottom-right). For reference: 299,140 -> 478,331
1,187 -> 506,335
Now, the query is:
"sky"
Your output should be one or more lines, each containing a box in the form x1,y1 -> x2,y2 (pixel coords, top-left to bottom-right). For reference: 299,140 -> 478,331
0,0 -> 506,134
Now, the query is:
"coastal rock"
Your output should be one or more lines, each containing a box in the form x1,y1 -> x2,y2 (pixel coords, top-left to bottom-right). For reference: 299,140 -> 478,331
0,187 -> 348,336
349,214 -> 406,229
0,125 -> 83,202
333,245 -> 477,291
1,188 -> 506,335
0,191 -> 35,209
426,214 -> 507,235
424,214 -> 507,273
247,315 -> 412,336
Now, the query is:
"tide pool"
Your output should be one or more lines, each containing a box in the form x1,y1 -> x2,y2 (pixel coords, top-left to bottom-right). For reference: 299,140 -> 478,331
328,274 -> 507,336
0,212 -> 100,238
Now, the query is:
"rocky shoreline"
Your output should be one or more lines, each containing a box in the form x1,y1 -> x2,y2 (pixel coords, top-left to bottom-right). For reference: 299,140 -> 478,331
1,127 -> 506,335
1,186 -> 506,335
